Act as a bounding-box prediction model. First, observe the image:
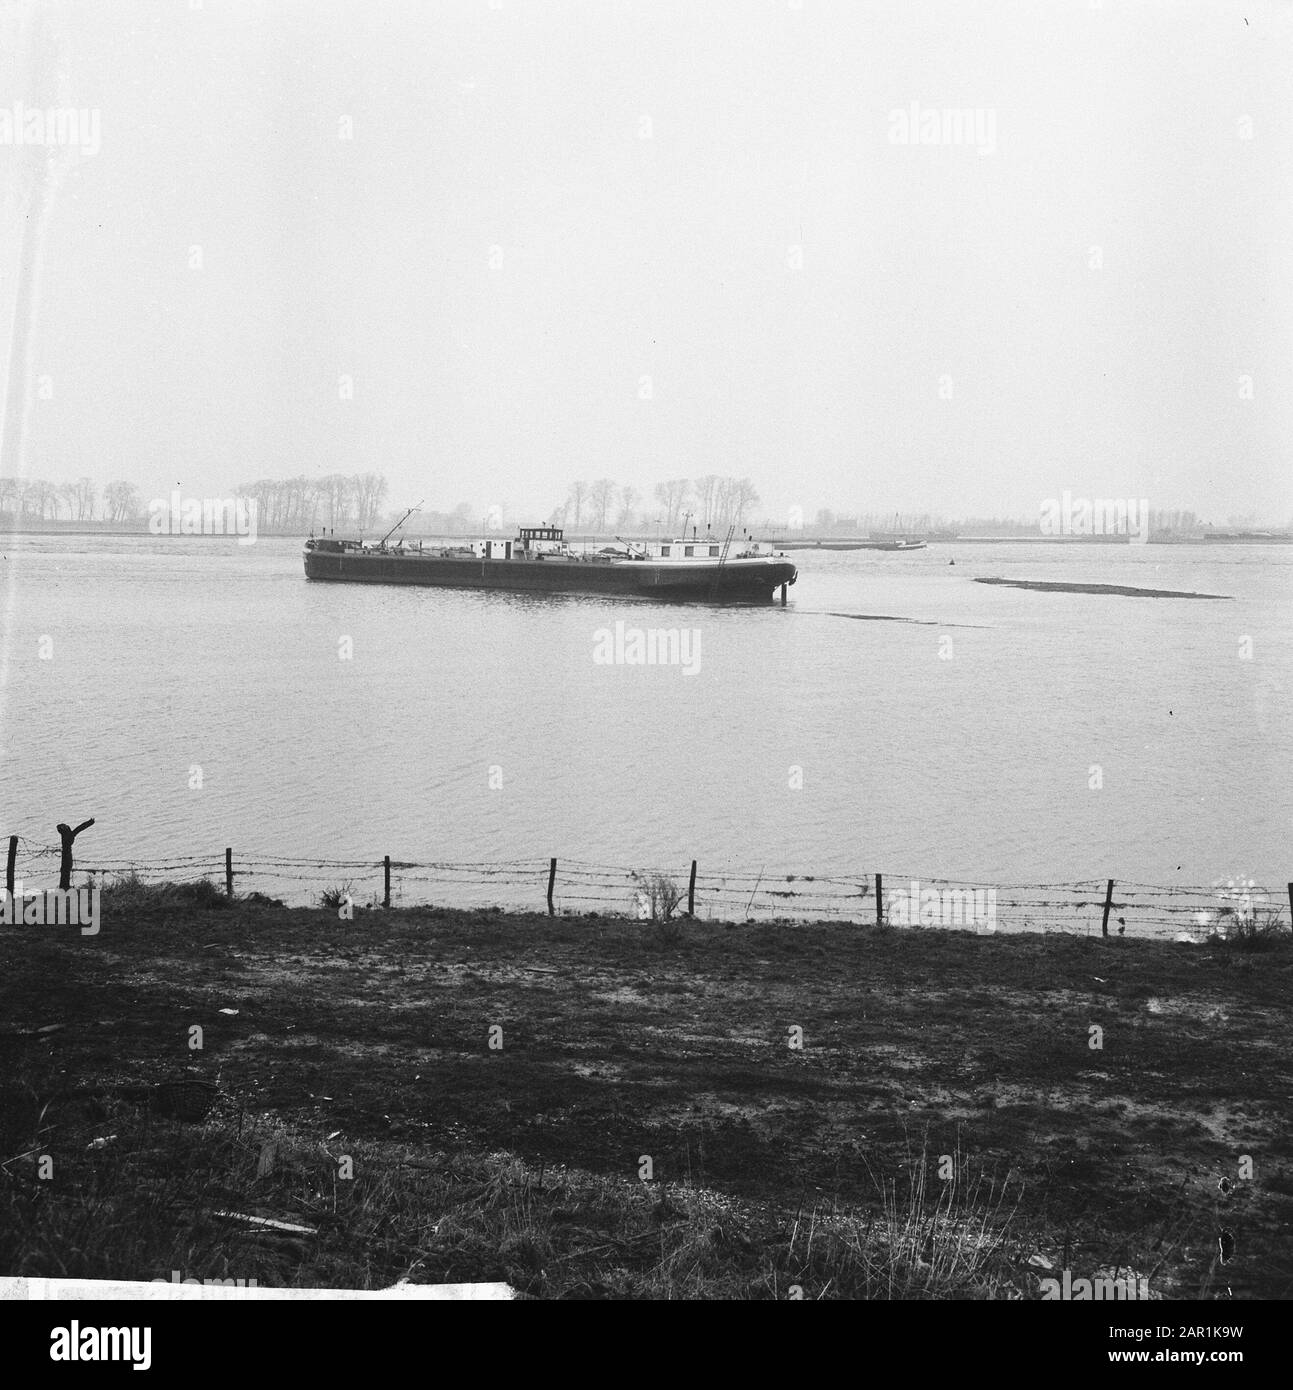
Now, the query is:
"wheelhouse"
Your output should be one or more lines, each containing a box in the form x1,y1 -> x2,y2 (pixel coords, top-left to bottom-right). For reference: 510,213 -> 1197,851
513,525 -> 575,559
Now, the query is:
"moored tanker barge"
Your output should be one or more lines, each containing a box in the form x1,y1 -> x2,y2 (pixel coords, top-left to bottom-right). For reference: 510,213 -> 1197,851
304,525 -> 798,604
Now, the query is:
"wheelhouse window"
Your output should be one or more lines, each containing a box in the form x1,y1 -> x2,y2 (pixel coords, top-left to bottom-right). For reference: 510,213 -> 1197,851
661,545 -> 671,556
709,545 -> 720,556
684,545 -> 694,556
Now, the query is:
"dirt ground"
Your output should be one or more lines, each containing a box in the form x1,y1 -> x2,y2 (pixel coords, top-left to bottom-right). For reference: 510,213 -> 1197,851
2,896 -> 1290,1297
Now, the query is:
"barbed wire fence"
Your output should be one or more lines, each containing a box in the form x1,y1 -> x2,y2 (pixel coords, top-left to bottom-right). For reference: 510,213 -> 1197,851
4,832 -> 1290,942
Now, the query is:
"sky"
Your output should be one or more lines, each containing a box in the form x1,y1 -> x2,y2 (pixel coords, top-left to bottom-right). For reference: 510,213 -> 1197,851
2,0 -> 1291,527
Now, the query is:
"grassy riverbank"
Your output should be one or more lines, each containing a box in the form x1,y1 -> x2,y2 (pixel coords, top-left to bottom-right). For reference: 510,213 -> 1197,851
2,884 -> 1290,1298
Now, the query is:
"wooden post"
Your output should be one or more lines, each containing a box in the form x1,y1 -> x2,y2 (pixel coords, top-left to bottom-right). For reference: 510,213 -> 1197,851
1101,878 -> 1115,938
225,847 -> 234,900
687,860 -> 697,918
384,855 -> 391,909
876,873 -> 883,927
5,836 -> 16,895
56,819 -> 95,891
780,583 -> 787,607
547,858 -> 557,916
1287,883 -> 1292,930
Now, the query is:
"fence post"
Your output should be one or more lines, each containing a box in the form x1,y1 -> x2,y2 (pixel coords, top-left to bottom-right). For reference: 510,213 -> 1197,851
384,855 -> 391,909
687,860 -> 697,918
1287,883 -> 1292,929
875,873 -> 884,927
225,847 -> 234,900
547,858 -> 557,916
1101,879 -> 1115,937
5,836 -> 15,895
56,819 -> 95,891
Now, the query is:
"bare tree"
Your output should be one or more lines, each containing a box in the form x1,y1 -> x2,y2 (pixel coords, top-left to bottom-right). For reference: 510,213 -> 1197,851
617,485 -> 638,528
235,480 -> 278,528
693,474 -> 721,529
300,478 -> 323,531
7,477 -> 29,518
590,478 -> 616,532
71,476 -> 96,519
566,479 -> 589,528
103,480 -> 142,523
24,477 -> 57,519
312,474 -> 354,530
351,473 -> 388,530
728,477 -> 759,529
653,479 -> 690,530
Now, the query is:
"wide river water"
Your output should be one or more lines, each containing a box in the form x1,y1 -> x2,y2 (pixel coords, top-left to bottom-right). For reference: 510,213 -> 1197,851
1,535 -> 1289,928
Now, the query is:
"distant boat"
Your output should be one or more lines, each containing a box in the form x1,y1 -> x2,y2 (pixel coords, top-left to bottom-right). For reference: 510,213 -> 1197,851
1201,529 -> 1292,544
867,512 -> 928,551
863,536 -> 927,551
304,522 -> 798,604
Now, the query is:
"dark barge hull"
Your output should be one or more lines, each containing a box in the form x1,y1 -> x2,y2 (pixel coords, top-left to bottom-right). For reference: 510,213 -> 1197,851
303,548 -> 797,604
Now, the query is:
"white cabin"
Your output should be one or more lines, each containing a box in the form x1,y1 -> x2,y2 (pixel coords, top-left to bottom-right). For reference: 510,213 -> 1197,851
659,537 -> 724,560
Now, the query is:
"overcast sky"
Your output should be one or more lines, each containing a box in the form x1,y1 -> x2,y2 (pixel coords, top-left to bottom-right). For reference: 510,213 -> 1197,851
3,0 -> 1291,525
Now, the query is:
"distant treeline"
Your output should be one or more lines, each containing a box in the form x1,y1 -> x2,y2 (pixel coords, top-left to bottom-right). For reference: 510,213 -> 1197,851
353,476 -> 767,538
0,474 -> 391,532
548,476 -> 762,534
0,476 -> 136,522
234,474 -> 389,531
2,474 -> 1287,540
